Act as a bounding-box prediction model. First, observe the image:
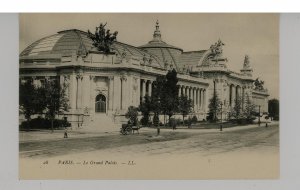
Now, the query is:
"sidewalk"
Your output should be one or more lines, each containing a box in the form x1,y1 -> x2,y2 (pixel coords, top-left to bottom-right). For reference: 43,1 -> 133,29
19,121 -> 279,143
142,121 -> 279,133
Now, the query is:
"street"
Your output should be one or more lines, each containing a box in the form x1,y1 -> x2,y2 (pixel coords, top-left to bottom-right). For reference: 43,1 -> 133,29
20,124 -> 279,158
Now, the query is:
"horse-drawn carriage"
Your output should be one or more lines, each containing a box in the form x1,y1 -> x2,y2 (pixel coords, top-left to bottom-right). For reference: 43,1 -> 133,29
120,123 -> 140,135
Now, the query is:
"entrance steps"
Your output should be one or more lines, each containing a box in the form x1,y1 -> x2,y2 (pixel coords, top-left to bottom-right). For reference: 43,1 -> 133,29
78,113 -> 121,133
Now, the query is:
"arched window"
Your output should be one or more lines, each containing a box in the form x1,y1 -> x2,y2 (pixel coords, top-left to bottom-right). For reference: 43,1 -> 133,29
95,94 -> 106,113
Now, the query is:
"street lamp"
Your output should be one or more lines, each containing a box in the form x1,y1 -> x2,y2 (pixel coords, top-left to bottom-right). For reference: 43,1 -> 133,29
220,102 -> 223,131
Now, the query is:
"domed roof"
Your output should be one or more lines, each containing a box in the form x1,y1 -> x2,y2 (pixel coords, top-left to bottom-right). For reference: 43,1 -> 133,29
20,29 -> 93,58
20,29 -> 163,68
139,21 -> 183,70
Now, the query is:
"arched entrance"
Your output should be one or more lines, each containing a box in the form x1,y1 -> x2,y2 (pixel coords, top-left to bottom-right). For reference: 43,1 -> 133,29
95,94 -> 106,113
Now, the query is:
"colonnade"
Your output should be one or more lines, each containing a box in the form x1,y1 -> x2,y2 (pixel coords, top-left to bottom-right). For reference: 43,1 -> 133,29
178,85 -> 206,111
140,79 -> 153,98
228,84 -> 246,108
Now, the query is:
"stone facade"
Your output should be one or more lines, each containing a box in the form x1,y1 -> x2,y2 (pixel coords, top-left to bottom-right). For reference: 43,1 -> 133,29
19,22 -> 269,129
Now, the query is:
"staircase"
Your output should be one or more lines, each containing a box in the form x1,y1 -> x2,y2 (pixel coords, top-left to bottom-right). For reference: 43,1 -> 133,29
79,113 -> 120,133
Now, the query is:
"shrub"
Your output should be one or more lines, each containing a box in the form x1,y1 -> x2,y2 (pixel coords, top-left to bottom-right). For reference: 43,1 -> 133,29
169,118 -> 177,129
186,117 -> 193,127
153,114 -> 159,127
20,117 -> 71,130
191,115 -> 198,123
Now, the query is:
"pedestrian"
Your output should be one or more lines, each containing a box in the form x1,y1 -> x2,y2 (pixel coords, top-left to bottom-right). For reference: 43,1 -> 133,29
64,128 -> 68,138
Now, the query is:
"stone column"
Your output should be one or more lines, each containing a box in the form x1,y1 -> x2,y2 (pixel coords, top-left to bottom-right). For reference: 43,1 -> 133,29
69,73 -> 77,111
196,88 -> 199,110
178,85 -> 181,97
142,79 -> 146,99
108,76 -> 114,111
113,76 -> 121,111
193,88 -> 197,109
187,87 -> 190,99
232,85 -> 236,107
203,89 -> 206,111
127,76 -> 133,107
136,78 -> 141,106
82,75 -> 90,112
242,87 -> 245,110
199,89 -> 202,110
121,76 -> 127,110
148,80 -> 152,97
89,75 -> 95,113
76,73 -> 83,111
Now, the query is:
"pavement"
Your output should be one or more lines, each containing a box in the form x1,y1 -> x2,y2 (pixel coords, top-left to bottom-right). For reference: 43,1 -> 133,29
19,121 -> 279,143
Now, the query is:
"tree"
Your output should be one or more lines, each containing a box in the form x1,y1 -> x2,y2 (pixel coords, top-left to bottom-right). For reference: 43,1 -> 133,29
162,69 -> 179,124
207,91 -> 221,122
138,95 -> 152,126
41,78 -> 69,132
87,23 -> 118,54
178,95 -> 192,125
151,75 -> 166,125
125,106 -> 139,126
243,94 -> 256,121
231,96 -> 243,120
19,79 -> 45,130
268,99 -> 279,120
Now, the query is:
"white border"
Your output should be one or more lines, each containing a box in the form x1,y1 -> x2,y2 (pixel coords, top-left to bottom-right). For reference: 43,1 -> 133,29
1,13 -> 300,190
1,0 -> 300,12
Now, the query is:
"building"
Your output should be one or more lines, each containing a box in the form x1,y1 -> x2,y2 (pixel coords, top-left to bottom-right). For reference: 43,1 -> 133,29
19,21 -> 269,129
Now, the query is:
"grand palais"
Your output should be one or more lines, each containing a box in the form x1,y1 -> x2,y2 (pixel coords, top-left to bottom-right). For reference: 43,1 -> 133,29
19,21 -> 269,129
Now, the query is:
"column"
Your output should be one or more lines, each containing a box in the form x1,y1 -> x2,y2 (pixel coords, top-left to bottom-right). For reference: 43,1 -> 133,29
187,87 -> 190,99
199,89 -> 202,110
113,76 -> 121,110
193,88 -> 196,109
196,88 -> 199,110
203,89 -> 206,111
242,87 -> 245,110
148,80 -> 152,97
108,76 -> 114,111
127,76 -> 133,106
82,75 -> 90,112
76,73 -> 83,111
232,85 -> 236,107
69,73 -> 77,111
121,76 -> 127,110
142,79 -> 146,98
89,75 -> 95,113
136,78 -> 141,106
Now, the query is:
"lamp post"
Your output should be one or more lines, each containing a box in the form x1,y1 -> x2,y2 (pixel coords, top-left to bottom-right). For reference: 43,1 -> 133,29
220,102 -> 223,131
258,105 -> 261,126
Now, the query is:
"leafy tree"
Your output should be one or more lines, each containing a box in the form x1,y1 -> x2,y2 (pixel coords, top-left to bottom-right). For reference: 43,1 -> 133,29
151,75 -> 166,125
41,78 -> 69,132
139,95 -> 152,126
162,69 -> 179,124
125,106 -> 139,125
19,79 -> 45,130
231,96 -> 243,120
178,95 -> 192,125
243,94 -> 256,121
268,98 -> 279,120
88,23 -> 118,54
207,91 -> 221,122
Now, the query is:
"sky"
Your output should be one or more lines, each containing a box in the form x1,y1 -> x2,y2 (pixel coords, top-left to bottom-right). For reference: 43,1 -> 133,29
19,13 -> 279,99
